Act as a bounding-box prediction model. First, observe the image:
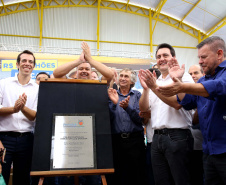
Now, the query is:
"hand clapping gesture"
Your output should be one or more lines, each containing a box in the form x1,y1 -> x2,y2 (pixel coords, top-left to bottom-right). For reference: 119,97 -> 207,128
81,41 -> 92,62
119,96 -> 130,109
13,93 -> 27,113
138,69 -> 158,90
108,88 -> 119,105
168,57 -> 185,81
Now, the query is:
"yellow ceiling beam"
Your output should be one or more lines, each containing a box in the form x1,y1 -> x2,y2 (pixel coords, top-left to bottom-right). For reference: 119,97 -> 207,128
37,0 -> 44,47
153,0 -> 167,18
0,0 -> 8,15
152,0 -> 167,34
97,0 -> 101,52
178,0 -> 201,28
0,0 -> 207,41
0,33 -> 197,49
181,0 -> 201,22
202,17 -> 226,40
126,0 -> 130,11
36,0 -> 40,23
149,9 -> 153,53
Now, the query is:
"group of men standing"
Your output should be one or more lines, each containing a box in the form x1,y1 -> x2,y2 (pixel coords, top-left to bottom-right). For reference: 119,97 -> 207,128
0,36 -> 226,185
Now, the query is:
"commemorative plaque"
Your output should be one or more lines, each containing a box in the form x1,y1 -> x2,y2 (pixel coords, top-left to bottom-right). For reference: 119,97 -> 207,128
50,113 -> 96,170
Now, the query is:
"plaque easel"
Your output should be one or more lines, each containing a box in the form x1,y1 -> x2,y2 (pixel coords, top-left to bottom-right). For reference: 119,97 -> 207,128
31,169 -> 114,185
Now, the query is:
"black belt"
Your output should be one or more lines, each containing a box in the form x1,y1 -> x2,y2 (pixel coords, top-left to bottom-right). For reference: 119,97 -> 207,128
114,131 -> 143,139
0,132 -> 33,137
154,128 -> 189,135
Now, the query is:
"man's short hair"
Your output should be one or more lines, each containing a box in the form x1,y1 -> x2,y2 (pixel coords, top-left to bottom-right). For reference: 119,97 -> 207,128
148,68 -> 161,78
119,68 -> 137,88
17,50 -> 36,66
36,72 -> 50,79
76,61 -> 91,71
197,36 -> 226,57
155,43 -> 176,58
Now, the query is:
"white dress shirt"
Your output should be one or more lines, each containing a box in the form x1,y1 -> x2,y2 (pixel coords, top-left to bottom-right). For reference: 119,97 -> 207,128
0,76 -> 39,132
148,72 -> 194,132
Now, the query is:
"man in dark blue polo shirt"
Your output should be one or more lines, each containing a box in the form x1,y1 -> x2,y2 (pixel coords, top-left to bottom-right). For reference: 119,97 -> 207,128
157,36 -> 226,185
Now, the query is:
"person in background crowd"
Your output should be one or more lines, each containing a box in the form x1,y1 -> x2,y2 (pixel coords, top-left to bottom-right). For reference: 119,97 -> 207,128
188,64 -> 205,185
35,72 -> 50,85
152,64 -> 158,69
188,64 -> 204,83
91,71 -> 99,80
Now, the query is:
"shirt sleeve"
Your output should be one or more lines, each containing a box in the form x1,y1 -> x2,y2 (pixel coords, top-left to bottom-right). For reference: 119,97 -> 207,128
177,94 -> 197,110
125,91 -> 143,125
182,72 -> 195,83
0,79 -> 5,109
201,77 -> 226,99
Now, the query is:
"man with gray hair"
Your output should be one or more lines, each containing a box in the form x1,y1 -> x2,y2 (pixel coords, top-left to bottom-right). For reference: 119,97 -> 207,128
157,36 -> 226,184
107,68 -> 145,185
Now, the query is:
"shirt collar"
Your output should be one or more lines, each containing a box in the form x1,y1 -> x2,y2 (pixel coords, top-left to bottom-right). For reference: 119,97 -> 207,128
205,60 -> 226,78
158,73 -> 170,80
13,75 -> 35,86
117,88 -> 135,96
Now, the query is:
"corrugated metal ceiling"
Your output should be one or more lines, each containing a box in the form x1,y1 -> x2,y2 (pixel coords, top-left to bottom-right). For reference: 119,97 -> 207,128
1,0 -> 226,42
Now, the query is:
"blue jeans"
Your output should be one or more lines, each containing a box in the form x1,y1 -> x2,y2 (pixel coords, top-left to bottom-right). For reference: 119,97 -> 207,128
151,129 -> 193,185
0,133 -> 34,185
203,153 -> 226,185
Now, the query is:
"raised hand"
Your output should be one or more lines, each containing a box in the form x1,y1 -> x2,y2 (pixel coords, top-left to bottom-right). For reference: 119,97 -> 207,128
108,88 -> 119,105
79,51 -> 86,63
168,57 -> 185,80
157,77 -> 182,97
119,96 -> 130,109
139,69 -> 157,90
81,41 -> 92,61
138,70 -> 148,90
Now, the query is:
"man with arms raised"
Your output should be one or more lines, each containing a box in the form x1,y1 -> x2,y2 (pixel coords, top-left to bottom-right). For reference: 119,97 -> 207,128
0,50 -> 39,185
139,43 -> 194,185
157,36 -> 226,185
53,42 -> 113,83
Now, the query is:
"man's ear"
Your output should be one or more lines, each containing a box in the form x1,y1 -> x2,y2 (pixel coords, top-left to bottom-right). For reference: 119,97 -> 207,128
16,62 -> 19,70
217,49 -> 223,60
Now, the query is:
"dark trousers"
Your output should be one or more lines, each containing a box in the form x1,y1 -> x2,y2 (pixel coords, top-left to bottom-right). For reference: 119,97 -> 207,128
190,150 -> 204,185
203,153 -> 226,185
151,129 -> 194,185
0,133 -> 34,185
146,143 -> 155,185
106,132 -> 146,185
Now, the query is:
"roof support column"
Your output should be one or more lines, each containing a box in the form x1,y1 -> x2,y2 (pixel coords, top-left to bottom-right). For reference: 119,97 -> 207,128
97,0 -> 101,54
149,8 -> 153,53
36,0 -> 44,49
